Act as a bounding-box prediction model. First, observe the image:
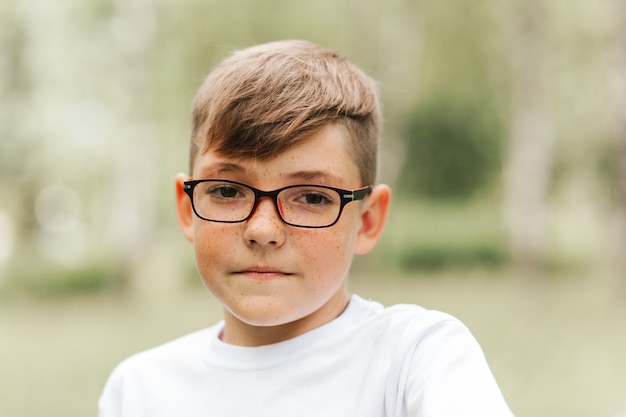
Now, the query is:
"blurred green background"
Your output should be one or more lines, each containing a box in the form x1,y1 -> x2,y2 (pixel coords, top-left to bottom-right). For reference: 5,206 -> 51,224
1,0 -> 626,416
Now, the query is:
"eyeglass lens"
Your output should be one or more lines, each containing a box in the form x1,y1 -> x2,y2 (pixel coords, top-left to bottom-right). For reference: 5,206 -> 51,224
192,181 -> 343,227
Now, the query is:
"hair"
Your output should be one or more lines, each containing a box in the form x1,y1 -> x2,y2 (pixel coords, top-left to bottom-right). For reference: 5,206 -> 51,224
189,39 -> 382,185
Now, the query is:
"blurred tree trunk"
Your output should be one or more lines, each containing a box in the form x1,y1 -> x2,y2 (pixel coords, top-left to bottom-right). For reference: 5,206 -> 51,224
611,0 -> 626,275
0,3 -> 33,242
106,0 -> 159,293
502,0 -> 554,272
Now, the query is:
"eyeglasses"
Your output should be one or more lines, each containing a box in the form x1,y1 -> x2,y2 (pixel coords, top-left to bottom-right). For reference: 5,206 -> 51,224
183,179 -> 372,228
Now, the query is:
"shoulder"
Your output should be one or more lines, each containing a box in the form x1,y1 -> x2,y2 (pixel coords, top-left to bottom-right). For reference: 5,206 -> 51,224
351,295 -> 465,343
362,297 -> 481,365
359,298 -> 515,416
105,325 -> 218,384
351,295 -> 486,374
98,326 -> 220,416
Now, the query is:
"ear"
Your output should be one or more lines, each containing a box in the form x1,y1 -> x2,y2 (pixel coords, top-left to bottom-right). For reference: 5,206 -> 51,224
175,173 -> 194,242
354,184 -> 391,255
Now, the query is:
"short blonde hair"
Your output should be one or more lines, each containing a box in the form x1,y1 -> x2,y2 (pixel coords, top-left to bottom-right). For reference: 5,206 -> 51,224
190,40 -> 381,185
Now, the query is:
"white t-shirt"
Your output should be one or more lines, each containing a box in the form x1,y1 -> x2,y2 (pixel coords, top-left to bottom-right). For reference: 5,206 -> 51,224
99,294 -> 514,417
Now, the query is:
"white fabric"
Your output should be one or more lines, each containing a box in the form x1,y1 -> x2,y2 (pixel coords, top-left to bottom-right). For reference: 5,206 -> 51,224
99,294 -> 514,417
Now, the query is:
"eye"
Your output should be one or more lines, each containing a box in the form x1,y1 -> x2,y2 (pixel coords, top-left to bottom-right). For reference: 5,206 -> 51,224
285,187 -> 337,208
301,192 -> 331,206
204,183 -> 247,200
214,186 -> 239,198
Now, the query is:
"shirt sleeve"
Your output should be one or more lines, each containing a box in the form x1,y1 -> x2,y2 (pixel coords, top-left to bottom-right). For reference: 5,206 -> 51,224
403,318 -> 514,417
98,366 -> 123,417
98,360 -> 144,417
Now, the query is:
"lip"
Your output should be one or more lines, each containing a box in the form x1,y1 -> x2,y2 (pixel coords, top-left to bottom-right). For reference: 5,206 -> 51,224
234,267 -> 294,281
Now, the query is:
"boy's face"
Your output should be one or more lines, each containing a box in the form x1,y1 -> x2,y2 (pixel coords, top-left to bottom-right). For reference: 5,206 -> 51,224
176,125 -> 390,346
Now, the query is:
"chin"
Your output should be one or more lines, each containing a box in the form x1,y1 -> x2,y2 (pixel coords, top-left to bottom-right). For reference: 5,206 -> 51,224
235,307 -> 307,328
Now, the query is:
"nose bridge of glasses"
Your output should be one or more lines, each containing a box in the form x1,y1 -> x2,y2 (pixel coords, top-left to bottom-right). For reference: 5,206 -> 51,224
249,188 -> 284,219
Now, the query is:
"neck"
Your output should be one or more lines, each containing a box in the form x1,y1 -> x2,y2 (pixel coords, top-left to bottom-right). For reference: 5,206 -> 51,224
220,290 -> 351,347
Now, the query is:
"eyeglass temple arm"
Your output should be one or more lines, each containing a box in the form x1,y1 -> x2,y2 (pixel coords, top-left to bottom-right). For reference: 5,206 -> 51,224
343,186 -> 372,201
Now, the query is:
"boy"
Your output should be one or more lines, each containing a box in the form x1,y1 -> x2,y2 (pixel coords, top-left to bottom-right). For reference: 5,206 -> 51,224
99,39 -> 514,416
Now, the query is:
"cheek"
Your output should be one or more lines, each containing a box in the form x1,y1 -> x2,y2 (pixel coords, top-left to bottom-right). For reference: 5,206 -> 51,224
193,224 -> 235,271
292,226 -> 357,277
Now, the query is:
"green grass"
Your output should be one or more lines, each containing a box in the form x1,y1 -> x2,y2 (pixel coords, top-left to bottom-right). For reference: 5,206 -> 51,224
1,199 -> 622,416
1,269 -> 626,417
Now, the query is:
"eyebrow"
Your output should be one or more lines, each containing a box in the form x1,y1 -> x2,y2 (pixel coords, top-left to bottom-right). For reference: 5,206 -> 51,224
197,162 -> 248,178
285,170 -> 344,185
197,163 -> 345,186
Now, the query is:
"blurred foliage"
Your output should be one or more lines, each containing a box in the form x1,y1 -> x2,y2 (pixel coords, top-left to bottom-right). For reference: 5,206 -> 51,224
2,245 -> 124,297
361,198 -> 510,274
1,4 -> 624,417
0,0 -> 623,295
398,98 -> 502,200
7,263 -> 122,297
396,242 -> 508,272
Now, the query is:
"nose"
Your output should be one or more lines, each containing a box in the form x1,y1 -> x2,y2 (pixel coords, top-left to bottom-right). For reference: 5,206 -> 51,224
243,197 -> 286,247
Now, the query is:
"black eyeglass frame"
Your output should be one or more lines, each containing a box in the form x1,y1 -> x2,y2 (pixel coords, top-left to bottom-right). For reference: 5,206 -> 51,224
183,179 -> 372,229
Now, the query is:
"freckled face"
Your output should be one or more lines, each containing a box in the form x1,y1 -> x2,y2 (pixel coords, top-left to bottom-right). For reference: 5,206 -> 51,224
183,125 -> 365,344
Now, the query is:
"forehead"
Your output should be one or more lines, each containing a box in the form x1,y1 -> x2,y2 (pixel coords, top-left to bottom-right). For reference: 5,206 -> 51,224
192,125 -> 361,187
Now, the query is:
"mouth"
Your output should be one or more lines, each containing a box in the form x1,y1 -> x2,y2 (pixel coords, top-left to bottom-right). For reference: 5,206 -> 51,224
234,267 -> 294,281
